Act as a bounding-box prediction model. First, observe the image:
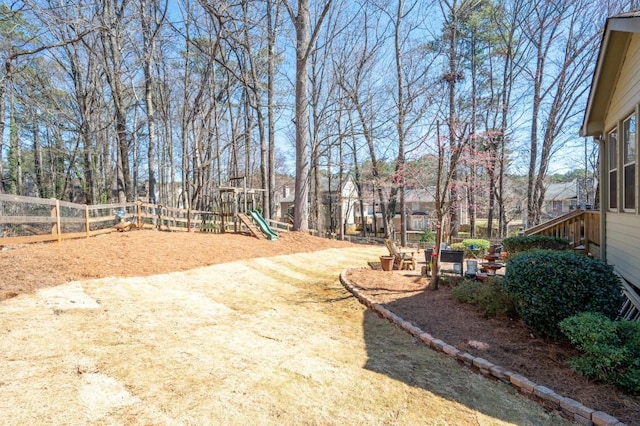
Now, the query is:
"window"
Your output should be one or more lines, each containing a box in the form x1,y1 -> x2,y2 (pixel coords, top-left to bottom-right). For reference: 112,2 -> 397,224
623,114 -> 636,210
608,128 -> 618,210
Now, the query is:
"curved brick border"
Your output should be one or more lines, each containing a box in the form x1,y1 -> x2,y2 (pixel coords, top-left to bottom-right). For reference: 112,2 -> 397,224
340,268 -> 627,426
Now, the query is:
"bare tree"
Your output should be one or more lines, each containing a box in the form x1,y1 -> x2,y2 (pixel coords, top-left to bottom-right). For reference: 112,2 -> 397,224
284,0 -> 332,232
429,120 -> 466,290
491,0 -> 527,237
333,4 -> 393,238
99,0 -> 135,203
522,0 -> 604,226
386,0 -> 434,246
139,0 -> 167,204
458,0 -> 528,238
438,0 -> 484,239
266,0 -> 281,219
0,3 -> 96,196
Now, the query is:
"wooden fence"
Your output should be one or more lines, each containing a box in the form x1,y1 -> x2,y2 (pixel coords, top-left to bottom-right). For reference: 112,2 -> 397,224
0,194 -> 287,247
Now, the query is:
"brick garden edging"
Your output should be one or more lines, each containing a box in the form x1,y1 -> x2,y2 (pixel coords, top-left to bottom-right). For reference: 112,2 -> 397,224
339,268 -> 627,426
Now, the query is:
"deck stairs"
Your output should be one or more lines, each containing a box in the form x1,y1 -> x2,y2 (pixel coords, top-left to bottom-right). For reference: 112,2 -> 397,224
524,209 -> 600,258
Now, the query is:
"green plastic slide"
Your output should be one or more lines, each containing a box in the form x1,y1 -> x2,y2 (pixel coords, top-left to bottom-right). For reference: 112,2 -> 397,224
249,210 -> 278,240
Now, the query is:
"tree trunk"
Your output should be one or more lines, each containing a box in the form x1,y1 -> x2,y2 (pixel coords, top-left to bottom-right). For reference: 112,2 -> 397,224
446,4 -> 459,240
267,0 -> 279,220
141,0 -> 160,204
33,125 -> 46,198
101,0 -> 132,203
292,0 -> 311,232
286,0 -> 332,232
394,0 -> 407,246
0,63 -> 8,193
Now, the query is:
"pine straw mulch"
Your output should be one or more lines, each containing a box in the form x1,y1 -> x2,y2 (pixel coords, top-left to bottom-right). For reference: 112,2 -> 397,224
0,230 -> 354,302
345,267 -> 640,426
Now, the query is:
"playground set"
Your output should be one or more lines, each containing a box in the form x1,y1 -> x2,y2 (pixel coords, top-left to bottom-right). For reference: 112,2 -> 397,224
208,183 -> 279,240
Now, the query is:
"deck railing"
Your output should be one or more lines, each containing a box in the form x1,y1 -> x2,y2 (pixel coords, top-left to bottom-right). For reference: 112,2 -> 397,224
524,209 -> 601,258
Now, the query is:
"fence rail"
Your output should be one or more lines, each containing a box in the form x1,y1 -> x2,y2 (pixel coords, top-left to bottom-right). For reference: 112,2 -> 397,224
0,194 -> 265,246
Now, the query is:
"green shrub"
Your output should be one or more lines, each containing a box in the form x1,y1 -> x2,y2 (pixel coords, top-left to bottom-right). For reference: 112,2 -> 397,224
502,250 -> 623,338
560,312 -> 640,393
502,235 -> 571,254
450,239 -> 490,258
437,275 -> 464,287
420,228 -> 435,243
451,278 -> 481,304
451,277 -> 516,318
449,242 -> 465,252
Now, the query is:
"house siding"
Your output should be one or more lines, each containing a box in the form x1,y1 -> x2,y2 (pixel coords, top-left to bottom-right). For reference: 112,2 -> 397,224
606,213 -> 640,289
601,31 -> 640,292
605,33 -> 640,129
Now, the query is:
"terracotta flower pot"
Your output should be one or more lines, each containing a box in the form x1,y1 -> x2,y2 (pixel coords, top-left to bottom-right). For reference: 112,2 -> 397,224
380,255 -> 394,271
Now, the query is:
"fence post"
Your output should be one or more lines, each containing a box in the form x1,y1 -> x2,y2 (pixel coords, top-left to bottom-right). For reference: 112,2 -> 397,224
51,199 -> 62,243
136,202 -> 142,229
156,205 -> 162,230
50,201 -> 56,236
85,204 -> 90,238
187,208 -> 191,232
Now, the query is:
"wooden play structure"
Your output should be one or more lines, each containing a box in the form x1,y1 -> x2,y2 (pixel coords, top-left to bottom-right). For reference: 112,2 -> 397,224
199,177 -> 283,240
208,178 -> 277,240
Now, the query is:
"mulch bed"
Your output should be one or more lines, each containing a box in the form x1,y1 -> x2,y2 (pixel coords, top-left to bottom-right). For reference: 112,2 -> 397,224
345,266 -> 640,426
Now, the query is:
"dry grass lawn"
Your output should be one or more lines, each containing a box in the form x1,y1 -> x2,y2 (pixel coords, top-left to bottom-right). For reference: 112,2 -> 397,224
0,233 -> 570,425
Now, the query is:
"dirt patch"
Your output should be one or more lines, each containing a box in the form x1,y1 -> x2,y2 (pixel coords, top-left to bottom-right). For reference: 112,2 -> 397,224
346,267 -> 640,426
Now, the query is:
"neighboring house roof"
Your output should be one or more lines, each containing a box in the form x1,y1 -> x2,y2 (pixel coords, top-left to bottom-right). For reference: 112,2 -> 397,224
405,188 -> 436,203
581,11 -> 640,137
545,180 -> 578,202
280,174 -> 356,204
355,186 -> 438,205
281,193 -> 295,203
318,174 -> 355,193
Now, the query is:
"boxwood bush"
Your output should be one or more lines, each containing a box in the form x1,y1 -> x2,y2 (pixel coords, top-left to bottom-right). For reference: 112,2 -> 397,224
560,312 -> 640,393
502,250 -> 623,338
502,235 -> 571,254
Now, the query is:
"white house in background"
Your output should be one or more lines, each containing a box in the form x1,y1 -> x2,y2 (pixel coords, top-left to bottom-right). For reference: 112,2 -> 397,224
280,174 -> 359,233
581,11 -> 640,315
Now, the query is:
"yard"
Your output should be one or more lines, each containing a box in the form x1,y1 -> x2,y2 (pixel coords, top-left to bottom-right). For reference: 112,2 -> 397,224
0,231 -> 631,424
